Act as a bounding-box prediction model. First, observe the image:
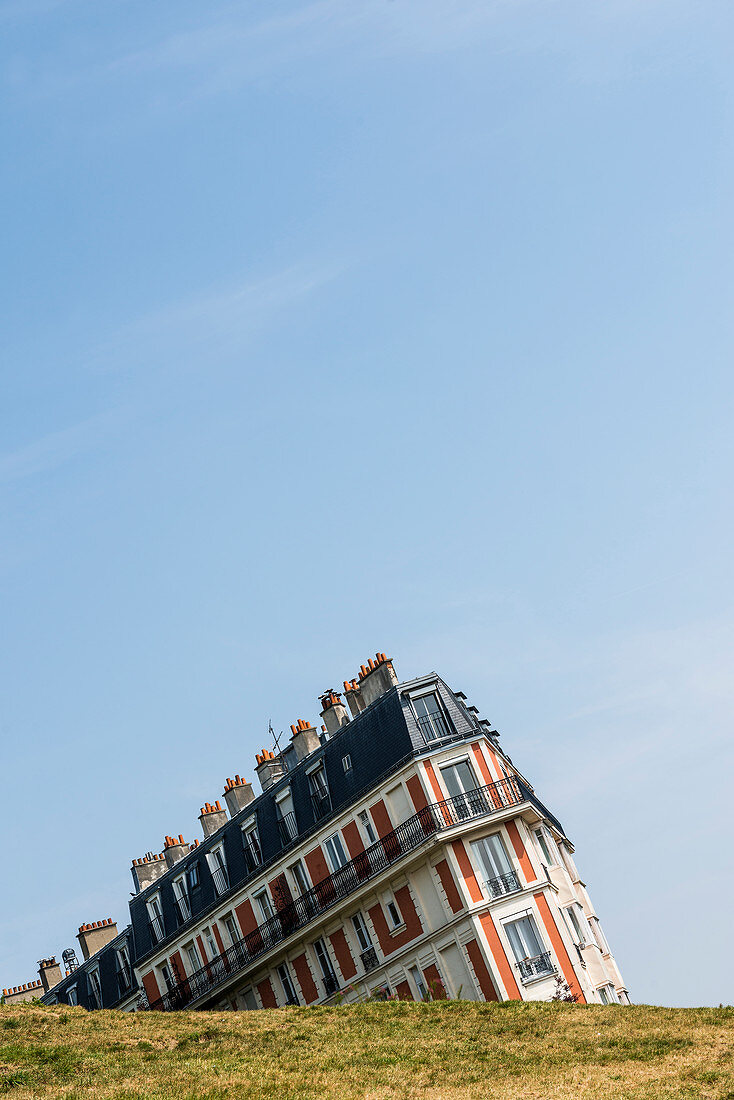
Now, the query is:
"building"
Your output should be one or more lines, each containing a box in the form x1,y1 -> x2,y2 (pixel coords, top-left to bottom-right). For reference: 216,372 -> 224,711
22,654 -> 627,1011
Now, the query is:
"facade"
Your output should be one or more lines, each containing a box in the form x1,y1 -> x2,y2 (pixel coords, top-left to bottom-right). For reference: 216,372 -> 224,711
21,654 -> 627,1011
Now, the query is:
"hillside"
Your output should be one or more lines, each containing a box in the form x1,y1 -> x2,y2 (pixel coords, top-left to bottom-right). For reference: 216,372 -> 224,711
1,1001 -> 732,1099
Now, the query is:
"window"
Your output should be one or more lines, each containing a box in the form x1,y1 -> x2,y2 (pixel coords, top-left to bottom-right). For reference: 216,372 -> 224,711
206,846 -> 229,896
352,912 -> 372,953
147,894 -> 165,944
534,828 -> 553,866
88,968 -> 102,1009
277,963 -> 299,1006
255,889 -> 274,923
116,945 -> 132,994
588,917 -> 609,954
308,765 -> 331,819
324,833 -> 349,872
504,915 -> 553,981
223,914 -> 241,945
358,810 -> 377,846
276,790 -> 298,845
159,963 -> 174,991
598,984 -> 617,1005
204,927 -> 219,962
440,759 -> 481,817
313,937 -> 338,996
173,875 -> 191,923
67,985 -> 78,1006
409,965 -> 428,1001
187,863 -> 201,891
242,821 -> 263,870
342,753 -> 353,774
564,904 -> 588,947
412,693 -> 450,742
471,833 -> 520,897
185,942 -> 202,975
385,896 -> 403,930
288,860 -> 310,897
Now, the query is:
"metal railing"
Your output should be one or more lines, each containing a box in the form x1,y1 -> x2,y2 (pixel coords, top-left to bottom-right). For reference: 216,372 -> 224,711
148,915 -> 165,945
516,951 -> 555,982
310,789 -> 332,821
360,946 -> 379,973
211,866 -> 229,896
116,964 -> 133,997
484,871 -> 521,899
417,712 -> 451,742
321,973 -> 339,998
174,897 -> 191,926
146,775 -> 524,1011
277,812 -> 299,846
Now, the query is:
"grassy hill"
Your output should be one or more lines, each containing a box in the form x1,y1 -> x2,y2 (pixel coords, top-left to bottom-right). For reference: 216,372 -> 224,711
1,1001 -> 732,1099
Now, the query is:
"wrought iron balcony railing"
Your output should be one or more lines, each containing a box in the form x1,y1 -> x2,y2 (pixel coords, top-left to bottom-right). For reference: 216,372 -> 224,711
146,775 -> 525,1011
484,871 -> 521,899
277,812 -> 299,846
516,951 -> 555,982
360,946 -> 379,973
116,964 -> 133,997
148,916 -> 165,945
174,897 -> 191,926
321,973 -> 339,998
310,789 -> 332,821
211,866 -> 229,896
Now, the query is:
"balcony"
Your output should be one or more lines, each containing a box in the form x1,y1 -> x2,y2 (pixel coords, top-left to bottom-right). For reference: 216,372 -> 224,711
484,871 -> 521,899
277,812 -> 299,846
148,915 -> 165,945
321,973 -> 339,998
360,946 -> 379,973
116,964 -> 133,998
173,896 -> 191,926
516,951 -> 555,983
310,789 -> 332,821
145,775 -> 525,1011
211,866 -> 229,897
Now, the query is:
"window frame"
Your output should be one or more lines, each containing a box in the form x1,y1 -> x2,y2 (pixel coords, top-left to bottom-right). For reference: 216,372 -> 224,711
206,844 -> 229,896
408,689 -> 453,742
324,832 -> 349,872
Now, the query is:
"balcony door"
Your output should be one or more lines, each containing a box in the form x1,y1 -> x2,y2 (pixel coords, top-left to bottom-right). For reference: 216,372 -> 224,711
440,760 -> 481,819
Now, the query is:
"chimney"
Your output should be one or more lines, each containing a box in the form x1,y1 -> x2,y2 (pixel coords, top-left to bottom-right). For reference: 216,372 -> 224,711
319,689 -> 350,737
358,652 -> 398,707
4,979 -> 45,1004
199,799 -> 228,838
163,834 -> 188,870
343,679 -> 365,718
38,957 -> 64,993
223,775 -> 255,817
76,919 -> 118,962
289,718 -> 321,762
131,851 -> 167,893
255,749 -> 284,792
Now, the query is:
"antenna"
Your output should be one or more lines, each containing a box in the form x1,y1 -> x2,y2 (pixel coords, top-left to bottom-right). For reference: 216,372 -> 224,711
62,948 -> 79,972
269,720 -> 284,756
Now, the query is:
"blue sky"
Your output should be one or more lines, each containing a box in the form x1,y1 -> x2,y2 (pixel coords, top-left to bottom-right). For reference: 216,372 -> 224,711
1,0 -> 732,1007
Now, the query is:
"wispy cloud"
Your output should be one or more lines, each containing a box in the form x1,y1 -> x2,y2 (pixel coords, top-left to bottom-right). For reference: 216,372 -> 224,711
87,257 -> 345,374
0,411 -> 124,485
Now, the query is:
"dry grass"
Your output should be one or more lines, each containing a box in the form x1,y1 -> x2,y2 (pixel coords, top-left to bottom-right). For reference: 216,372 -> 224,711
0,1000 -> 732,1099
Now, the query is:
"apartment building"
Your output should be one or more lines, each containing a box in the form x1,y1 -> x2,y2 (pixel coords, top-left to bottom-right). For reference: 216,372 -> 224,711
30,654 -> 627,1012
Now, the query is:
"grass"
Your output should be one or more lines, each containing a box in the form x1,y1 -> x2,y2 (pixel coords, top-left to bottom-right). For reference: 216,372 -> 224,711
0,1001 -> 732,1099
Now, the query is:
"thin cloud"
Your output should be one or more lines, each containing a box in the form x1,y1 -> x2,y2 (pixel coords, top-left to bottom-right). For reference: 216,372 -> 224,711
0,411 -> 124,485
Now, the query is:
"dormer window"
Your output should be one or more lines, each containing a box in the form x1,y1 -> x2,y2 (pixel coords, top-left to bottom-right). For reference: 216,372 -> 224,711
88,967 -> 102,1009
147,894 -> 165,945
172,875 -> 191,924
242,819 -> 262,871
275,789 -> 298,845
206,845 -> 229,896
412,693 -> 451,742
308,765 -> 331,820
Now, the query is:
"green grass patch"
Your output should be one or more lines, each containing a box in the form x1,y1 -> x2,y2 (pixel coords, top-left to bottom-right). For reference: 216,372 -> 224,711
0,1000 -> 731,1099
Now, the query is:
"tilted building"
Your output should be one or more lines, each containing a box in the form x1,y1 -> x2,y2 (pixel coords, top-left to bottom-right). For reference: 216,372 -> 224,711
31,655 -> 627,1011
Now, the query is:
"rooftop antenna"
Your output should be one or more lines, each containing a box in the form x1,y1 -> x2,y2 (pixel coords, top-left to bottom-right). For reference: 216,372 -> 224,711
62,947 -> 79,972
269,719 -> 284,756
